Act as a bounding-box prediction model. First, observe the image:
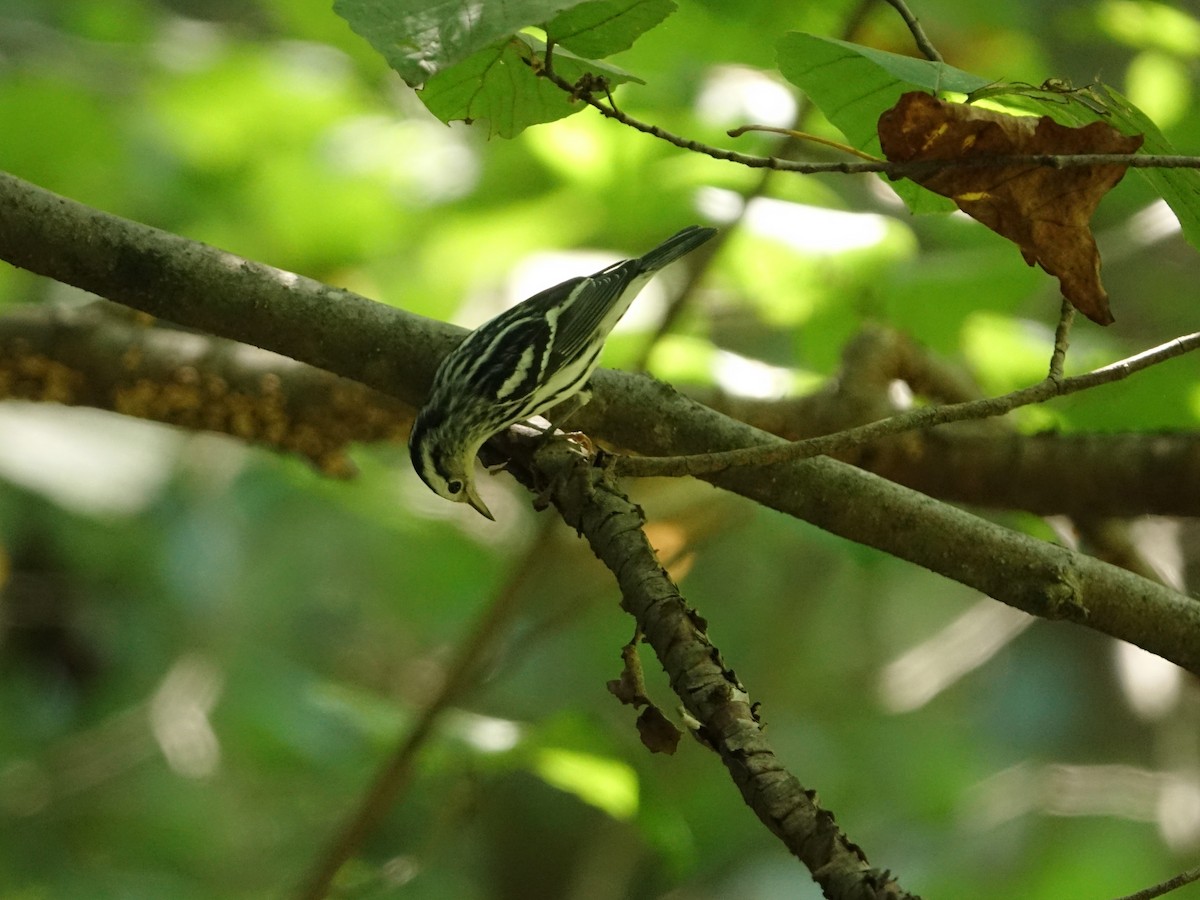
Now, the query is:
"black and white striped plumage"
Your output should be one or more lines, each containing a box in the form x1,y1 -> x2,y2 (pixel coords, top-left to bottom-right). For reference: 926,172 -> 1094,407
409,225 -> 717,519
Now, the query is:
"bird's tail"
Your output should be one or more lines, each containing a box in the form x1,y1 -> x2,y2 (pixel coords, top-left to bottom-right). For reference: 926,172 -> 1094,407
637,225 -> 717,272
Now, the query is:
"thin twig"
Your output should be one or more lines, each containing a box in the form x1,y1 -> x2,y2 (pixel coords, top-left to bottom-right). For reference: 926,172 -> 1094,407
881,0 -> 944,62
1048,296 -> 1076,380
297,521 -> 558,900
1110,866 -> 1200,900
726,124 -> 884,161
537,63 -> 1197,175
613,332 -> 1200,478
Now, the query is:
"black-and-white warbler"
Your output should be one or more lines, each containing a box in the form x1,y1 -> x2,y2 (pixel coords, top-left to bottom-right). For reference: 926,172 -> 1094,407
409,225 -> 717,519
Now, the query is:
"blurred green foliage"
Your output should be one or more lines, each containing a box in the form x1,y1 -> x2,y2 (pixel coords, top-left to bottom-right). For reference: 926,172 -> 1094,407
2,1 -> 1200,898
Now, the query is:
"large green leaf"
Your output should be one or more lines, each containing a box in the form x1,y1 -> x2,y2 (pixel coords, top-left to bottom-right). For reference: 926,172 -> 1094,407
420,33 -> 642,138
776,33 -> 992,213
335,0 -> 674,88
1027,85 -> 1200,255
333,0 -> 576,86
545,0 -> 676,58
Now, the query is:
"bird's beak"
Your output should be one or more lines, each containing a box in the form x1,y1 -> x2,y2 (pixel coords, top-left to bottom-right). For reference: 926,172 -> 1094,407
466,484 -> 494,520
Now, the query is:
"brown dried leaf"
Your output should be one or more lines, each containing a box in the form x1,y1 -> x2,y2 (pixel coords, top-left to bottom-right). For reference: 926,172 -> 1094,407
636,706 -> 681,755
606,640 -> 650,707
878,92 -> 1144,325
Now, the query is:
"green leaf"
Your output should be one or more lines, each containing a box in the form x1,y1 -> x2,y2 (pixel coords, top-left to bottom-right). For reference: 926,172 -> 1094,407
335,0 -> 672,89
545,0 -> 676,58
420,33 -> 641,138
1091,86 -> 1200,254
532,747 -> 639,819
777,33 -> 993,213
334,0 -> 580,87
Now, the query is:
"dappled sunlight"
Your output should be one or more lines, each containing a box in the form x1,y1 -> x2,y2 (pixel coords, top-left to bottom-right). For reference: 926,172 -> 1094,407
711,349 -> 795,399
1128,199 -> 1183,247
698,191 -> 894,254
1130,517 -> 1184,589
0,405 -> 177,515
1115,641 -> 1182,721
1125,50 -> 1191,128
966,762 -> 1200,849
398,462 -> 532,545
960,313 -> 1064,408
3,0 -> 1199,895
887,378 -> 915,409
878,599 -> 1033,713
379,856 -> 421,889
1158,775 -> 1200,851
1096,0 -> 1200,57
644,519 -> 696,581
152,17 -> 227,74
695,65 -> 798,129
324,114 -> 479,204
533,747 -> 639,820
525,114 -> 622,182
149,655 -> 223,779
452,711 -> 523,753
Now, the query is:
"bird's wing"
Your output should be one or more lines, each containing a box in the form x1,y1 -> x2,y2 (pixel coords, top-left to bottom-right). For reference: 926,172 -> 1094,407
462,312 -> 555,407
546,263 -> 639,370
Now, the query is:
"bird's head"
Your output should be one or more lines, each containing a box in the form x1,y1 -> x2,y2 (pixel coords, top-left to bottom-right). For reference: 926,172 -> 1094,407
408,406 -> 494,520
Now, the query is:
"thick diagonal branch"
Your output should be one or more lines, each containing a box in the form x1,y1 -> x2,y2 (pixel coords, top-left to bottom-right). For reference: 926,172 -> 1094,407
9,302 -> 1197,517
1,169 -> 1197,674
0,171 -> 453,408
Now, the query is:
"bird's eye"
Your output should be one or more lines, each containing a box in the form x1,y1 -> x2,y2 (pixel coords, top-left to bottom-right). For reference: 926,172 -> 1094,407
446,479 -> 463,495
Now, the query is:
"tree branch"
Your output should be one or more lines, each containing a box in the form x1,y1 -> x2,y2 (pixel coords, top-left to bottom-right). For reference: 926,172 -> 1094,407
680,325 -> 1200,517
580,372 -> 1200,674
856,430 -> 1200,518
614,331 -> 1200,478
535,64 -> 1200,175
10,301 -> 1197,518
1111,866 -> 1200,900
881,0 -> 943,63
685,389 -> 1200,517
0,172 -> 453,409
496,430 -> 915,900
1,169 -> 1197,675
0,300 -> 409,475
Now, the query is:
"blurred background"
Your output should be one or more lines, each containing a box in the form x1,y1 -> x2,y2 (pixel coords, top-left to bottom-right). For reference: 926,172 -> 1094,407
1,0 -> 1199,897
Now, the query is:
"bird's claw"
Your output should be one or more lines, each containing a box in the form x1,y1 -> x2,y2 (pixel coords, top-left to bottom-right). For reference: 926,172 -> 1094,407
560,430 -> 595,456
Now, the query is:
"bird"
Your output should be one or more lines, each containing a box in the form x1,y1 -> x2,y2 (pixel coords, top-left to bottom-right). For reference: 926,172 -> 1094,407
408,225 -> 717,519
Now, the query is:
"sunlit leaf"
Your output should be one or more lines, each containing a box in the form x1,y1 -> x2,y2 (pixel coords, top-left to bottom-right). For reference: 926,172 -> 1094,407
421,33 -> 641,138
990,82 -> 1200,256
546,0 -> 676,58
335,0 -> 670,90
532,747 -> 640,819
776,32 -> 993,213
334,0 -> 577,86
1093,86 -> 1200,254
